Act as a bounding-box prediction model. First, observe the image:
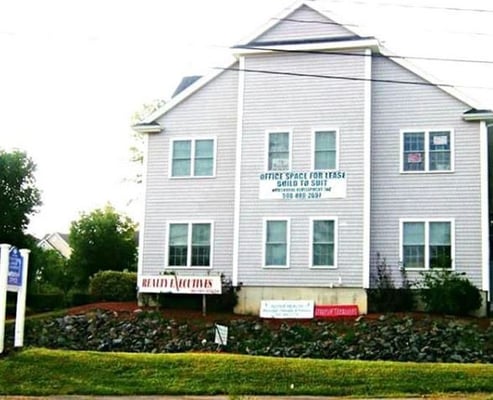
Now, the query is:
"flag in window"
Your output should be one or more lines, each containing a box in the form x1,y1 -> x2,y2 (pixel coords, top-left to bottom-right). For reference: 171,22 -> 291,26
407,153 -> 422,163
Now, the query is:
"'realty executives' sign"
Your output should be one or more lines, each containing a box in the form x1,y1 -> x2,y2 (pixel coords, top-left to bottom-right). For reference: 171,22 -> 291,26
138,275 -> 222,294
259,170 -> 347,200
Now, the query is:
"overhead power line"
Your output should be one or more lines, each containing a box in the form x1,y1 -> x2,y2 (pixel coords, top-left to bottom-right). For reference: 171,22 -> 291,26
310,0 -> 493,14
273,17 -> 493,38
241,45 -> 493,65
215,66 -> 493,91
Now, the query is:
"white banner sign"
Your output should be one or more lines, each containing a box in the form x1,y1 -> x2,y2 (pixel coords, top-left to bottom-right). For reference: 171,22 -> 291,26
138,275 -> 222,294
259,170 -> 347,200
260,300 -> 314,319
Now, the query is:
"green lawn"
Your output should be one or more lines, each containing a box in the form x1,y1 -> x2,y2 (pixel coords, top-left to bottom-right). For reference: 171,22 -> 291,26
1,348 -> 493,397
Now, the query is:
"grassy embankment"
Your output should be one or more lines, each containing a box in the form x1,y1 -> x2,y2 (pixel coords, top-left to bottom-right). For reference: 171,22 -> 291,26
1,348 -> 493,397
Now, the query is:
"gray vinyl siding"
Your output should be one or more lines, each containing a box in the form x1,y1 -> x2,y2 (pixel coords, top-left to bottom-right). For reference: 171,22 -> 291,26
370,56 -> 483,288
252,5 -> 356,43
238,51 -> 366,287
141,67 -> 239,278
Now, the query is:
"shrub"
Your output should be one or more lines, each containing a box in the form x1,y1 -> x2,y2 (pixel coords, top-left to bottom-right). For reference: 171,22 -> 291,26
27,292 -> 65,312
418,269 -> 482,316
67,289 -> 94,307
89,270 -> 137,302
367,254 -> 414,313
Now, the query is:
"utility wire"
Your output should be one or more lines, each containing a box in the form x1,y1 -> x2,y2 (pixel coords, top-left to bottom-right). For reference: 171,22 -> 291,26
215,66 -> 493,91
272,17 -> 493,38
240,45 -> 493,65
310,0 -> 493,14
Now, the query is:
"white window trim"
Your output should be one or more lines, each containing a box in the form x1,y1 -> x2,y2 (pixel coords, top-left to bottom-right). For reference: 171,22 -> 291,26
262,217 -> 291,269
400,129 -> 454,174
265,129 -> 293,171
165,220 -> 214,269
309,216 -> 338,269
168,136 -> 217,179
399,218 -> 455,271
311,128 -> 339,171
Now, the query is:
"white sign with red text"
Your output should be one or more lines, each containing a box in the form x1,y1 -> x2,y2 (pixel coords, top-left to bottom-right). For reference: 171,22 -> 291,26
138,275 -> 222,294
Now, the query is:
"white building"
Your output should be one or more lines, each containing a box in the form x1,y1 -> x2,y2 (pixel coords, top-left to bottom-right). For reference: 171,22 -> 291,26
133,1 -> 493,315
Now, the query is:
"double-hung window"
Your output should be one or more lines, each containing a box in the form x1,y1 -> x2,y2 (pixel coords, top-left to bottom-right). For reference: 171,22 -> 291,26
313,130 -> 337,170
402,130 -> 452,172
267,131 -> 290,171
168,222 -> 212,267
171,138 -> 215,177
311,218 -> 337,268
401,220 -> 453,269
264,219 -> 289,267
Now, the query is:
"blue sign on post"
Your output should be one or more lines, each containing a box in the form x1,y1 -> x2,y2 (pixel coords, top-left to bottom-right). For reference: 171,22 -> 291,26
8,247 -> 23,287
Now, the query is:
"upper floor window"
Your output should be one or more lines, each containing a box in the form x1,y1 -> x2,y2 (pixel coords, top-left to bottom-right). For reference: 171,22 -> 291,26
402,130 -> 452,173
313,130 -> 337,170
171,138 -> 215,177
264,218 -> 290,267
401,219 -> 454,269
267,131 -> 290,171
168,222 -> 212,267
311,218 -> 337,268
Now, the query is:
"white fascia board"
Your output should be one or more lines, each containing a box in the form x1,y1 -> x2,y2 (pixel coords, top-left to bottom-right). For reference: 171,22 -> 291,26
132,123 -> 163,134
463,112 -> 493,122
233,38 -> 380,56
379,44 -> 481,110
141,59 -> 237,124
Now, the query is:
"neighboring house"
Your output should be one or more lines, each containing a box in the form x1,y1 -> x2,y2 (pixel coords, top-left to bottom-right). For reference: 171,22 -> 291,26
38,232 -> 72,259
133,1 -> 493,315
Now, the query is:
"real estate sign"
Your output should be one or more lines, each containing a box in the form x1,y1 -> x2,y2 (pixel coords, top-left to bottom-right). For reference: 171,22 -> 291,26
138,275 -> 222,294
259,170 -> 347,200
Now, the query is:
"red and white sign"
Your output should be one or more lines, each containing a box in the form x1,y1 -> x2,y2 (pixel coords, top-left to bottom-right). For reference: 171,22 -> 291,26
138,275 -> 222,294
314,305 -> 359,318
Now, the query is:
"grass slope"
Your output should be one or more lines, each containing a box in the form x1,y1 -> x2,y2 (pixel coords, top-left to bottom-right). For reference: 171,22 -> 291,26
2,348 -> 493,396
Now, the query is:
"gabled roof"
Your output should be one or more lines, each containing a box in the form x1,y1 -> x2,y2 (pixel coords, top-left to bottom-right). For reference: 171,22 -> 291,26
137,0 -> 488,127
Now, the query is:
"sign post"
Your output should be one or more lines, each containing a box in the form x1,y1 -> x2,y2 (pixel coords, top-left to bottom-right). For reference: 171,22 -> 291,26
14,249 -> 30,347
0,244 -> 10,354
0,244 -> 30,353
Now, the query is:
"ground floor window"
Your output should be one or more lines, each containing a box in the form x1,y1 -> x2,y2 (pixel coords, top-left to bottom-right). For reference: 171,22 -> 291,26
311,218 -> 337,267
168,222 -> 212,267
264,218 -> 290,267
401,219 -> 453,269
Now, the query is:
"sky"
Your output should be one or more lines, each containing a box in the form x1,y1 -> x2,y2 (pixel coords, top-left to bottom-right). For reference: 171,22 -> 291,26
1,0 -> 493,238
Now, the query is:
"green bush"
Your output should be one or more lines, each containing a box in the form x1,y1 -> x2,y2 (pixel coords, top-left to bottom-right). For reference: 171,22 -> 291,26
418,269 -> 482,316
27,292 -> 65,312
368,254 -> 414,313
89,270 -> 137,302
67,289 -> 94,306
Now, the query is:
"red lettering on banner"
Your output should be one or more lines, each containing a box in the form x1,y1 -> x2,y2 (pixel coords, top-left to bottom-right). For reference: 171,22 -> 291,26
314,305 -> 359,318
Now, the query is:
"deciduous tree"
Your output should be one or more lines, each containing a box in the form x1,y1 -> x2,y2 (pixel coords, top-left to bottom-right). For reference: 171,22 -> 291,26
68,205 -> 137,288
0,149 -> 42,246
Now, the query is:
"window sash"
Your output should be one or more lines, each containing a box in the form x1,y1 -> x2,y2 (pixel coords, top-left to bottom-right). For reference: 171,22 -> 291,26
402,221 -> 452,269
403,132 -> 425,171
314,131 -> 336,170
429,131 -> 451,171
171,139 -> 214,177
168,223 -> 211,267
312,220 -> 335,266
265,220 -> 288,266
402,130 -> 452,172
268,132 -> 290,171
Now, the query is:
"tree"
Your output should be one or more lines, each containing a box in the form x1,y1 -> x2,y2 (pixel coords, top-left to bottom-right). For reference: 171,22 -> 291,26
68,205 -> 137,288
0,149 -> 42,245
